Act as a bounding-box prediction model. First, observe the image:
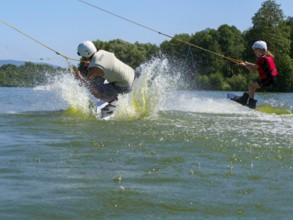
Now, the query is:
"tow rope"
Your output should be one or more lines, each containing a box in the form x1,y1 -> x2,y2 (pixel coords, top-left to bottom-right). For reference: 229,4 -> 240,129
1,2 -> 243,66
0,18 -> 80,63
79,0 -> 243,65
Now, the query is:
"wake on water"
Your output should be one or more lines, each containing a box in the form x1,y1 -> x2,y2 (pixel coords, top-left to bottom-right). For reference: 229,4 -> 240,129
36,57 -> 292,120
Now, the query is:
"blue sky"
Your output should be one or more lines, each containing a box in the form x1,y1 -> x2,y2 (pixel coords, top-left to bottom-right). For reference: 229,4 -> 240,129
1,0 -> 293,67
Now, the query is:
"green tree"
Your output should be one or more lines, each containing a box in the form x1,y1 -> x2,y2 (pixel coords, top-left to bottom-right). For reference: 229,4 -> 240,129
217,25 -> 246,77
0,62 -> 64,87
94,39 -> 159,68
286,16 -> 293,58
189,28 -> 224,75
243,0 -> 292,91
160,34 -> 191,60
0,64 -> 19,86
245,0 -> 290,58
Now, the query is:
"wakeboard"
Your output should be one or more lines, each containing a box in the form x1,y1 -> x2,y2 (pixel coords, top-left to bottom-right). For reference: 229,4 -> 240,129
94,100 -> 115,120
227,93 -> 292,115
227,92 -> 256,109
227,93 -> 245,105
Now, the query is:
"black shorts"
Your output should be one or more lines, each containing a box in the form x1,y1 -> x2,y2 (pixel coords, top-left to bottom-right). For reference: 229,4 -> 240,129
258,77 -> 276,88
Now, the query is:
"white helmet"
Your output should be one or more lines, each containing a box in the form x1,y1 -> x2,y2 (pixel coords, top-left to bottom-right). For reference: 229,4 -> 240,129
77,41 -> 97,58
252,40 -> 267,51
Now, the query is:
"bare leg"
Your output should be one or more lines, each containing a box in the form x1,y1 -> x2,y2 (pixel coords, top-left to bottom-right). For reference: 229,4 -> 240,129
248,82 -> 260,99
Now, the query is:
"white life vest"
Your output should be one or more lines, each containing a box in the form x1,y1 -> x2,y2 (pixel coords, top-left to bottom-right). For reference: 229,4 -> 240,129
89,50 -> 135,87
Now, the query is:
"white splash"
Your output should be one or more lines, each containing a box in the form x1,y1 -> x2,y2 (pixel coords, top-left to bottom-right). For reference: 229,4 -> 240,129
115,57 -> 184,119
41,71 -> 93,114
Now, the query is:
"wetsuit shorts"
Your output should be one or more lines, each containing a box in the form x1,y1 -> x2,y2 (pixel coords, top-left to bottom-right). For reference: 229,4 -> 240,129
258,77 -> 277,88
90,77 -> 132,101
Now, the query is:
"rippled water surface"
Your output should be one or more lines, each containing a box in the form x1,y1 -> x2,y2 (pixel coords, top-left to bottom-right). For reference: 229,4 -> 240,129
1,71 -> 293,219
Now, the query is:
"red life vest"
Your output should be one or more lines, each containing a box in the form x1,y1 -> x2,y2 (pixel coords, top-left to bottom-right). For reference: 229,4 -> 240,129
256,56 -> 278,80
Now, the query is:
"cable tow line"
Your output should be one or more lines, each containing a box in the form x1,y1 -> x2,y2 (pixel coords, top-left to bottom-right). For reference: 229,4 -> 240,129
0,18 -> 80,62
78,0 -> 243,65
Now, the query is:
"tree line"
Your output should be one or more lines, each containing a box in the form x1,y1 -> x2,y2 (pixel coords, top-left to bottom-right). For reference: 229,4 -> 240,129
1,0 -> 293,91
0,62 -> 64,87
89,0 -> 293,92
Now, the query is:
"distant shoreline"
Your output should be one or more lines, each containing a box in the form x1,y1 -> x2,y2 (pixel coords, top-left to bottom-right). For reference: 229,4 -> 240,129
0,59 -> 60,68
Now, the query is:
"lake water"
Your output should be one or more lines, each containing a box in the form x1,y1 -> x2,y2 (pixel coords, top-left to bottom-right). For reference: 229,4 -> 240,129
0,59 -> 293,219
